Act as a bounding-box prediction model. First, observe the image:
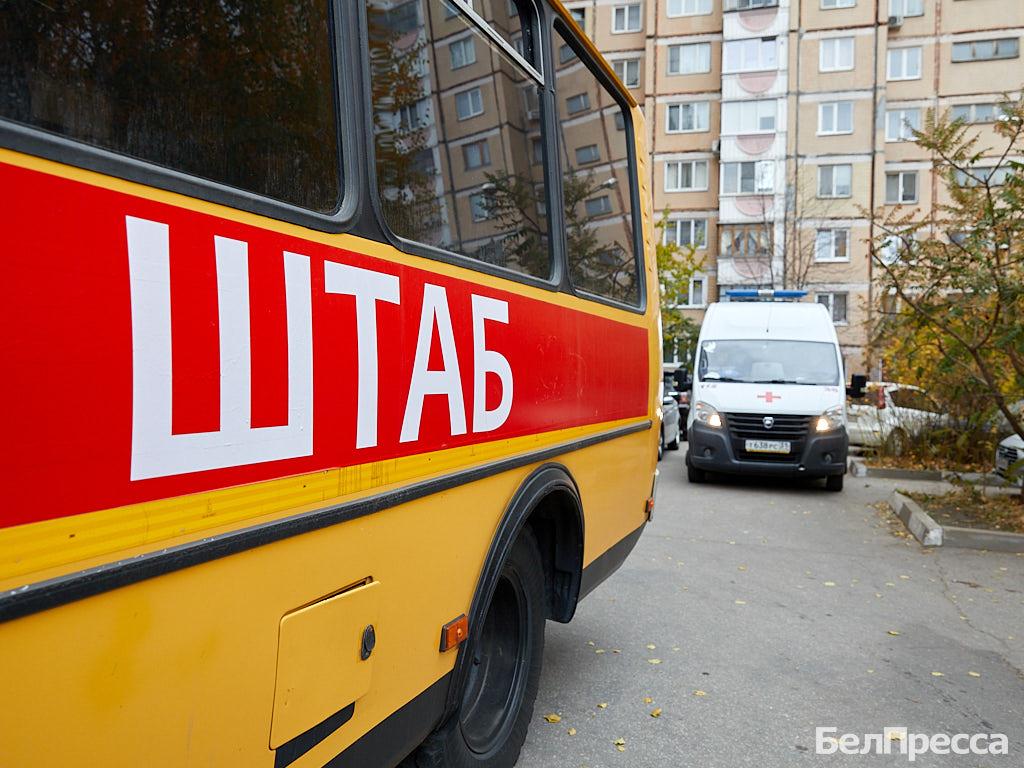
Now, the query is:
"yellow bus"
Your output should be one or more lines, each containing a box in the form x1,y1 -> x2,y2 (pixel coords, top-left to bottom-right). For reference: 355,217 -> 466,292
0,1 -> 660,766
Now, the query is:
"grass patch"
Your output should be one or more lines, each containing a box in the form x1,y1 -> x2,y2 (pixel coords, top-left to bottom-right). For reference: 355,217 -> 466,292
902,485 -> 1024,534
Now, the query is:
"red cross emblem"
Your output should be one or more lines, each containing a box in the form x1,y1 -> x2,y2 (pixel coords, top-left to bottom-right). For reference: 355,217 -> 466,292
757,391 -> 781,404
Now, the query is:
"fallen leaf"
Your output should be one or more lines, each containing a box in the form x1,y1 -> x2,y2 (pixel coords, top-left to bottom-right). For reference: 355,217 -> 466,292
888,630 -> 900,636
824,582 -> 836,587
568,728 -> 577,735
544,714 -> 562,723
648,659 -> 662,664
595,649 -> 605,654
694,690 -> 708,696
647,644 -> 656,650
614,738 -> 626,746
613,649 -> 621,653
734,600 -> 746,605
651,708 -> 662,718
643,697 -> 653,703
597,703 -> 608,709
969,671 -> 981,677
931,672 -> 944,677
738,566 -> 746,571
587,641 -> 595,647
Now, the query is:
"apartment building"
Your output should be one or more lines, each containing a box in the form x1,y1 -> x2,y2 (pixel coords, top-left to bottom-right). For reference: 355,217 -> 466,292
568,0 -> 1024,376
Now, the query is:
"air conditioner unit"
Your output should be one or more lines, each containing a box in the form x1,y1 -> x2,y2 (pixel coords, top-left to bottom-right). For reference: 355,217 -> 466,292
888,15 -> 903,27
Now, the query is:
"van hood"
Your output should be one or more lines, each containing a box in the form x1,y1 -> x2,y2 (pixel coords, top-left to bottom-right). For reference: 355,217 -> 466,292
696,381 -> 845,415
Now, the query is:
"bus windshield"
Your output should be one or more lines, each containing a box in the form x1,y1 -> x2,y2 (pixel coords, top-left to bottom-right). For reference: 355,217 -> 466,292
698,339 -> 840,385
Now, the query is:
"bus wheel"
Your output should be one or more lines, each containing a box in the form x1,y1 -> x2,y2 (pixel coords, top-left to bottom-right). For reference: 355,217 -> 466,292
415,528 -> 545,768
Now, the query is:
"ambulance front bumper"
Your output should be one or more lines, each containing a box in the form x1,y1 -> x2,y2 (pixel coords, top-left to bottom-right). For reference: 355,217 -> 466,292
687,421 -> 848,479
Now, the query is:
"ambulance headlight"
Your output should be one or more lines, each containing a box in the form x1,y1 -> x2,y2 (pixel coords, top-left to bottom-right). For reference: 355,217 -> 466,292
694,401 -> 723,429
816,406 -> 845,432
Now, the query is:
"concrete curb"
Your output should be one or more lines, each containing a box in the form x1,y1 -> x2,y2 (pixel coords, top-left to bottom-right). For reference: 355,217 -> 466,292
887,490 -> 1024,553
848,456 -> 1008,486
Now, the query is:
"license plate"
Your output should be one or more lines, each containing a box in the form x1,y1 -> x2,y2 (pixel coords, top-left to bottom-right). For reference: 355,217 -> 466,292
745,439 -> 791,454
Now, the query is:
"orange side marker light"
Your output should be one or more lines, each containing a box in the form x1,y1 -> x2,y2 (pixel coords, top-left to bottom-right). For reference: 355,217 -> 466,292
440,614 -> 469,652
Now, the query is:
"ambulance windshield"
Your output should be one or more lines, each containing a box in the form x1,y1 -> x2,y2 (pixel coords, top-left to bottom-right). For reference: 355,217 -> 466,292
698,340 -> 839,385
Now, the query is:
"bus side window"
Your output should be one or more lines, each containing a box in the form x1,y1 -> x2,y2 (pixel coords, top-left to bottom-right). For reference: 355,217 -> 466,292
0,0 -> 340,213
366,0 -> 553,281
552,26 -> 640,306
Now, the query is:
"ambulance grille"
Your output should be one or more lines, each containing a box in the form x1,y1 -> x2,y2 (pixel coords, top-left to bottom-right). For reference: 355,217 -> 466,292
724,412 -> 813,463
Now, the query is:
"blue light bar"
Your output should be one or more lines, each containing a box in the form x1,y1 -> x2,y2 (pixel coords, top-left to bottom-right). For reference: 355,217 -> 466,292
725,289 -> 807,300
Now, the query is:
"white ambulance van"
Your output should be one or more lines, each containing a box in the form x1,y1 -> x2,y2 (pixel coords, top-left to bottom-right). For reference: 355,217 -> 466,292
685,295 -> 849,491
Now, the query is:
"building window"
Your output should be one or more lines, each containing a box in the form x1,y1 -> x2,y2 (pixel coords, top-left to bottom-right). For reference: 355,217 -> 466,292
668,0 -> 713,16
569,8 -> 585,25
950,103 -> 999,123
455,88 -> 484,119
953,166 -> 1012,187
818,164 -> 852,197
689,277 -> 705,307
664,159 -> 709,191
585,195 -> 612,217
815,229 -> 850,261
822,0 -> 855,8
887,47 -> 922,80
723,38 -> 778,73
721,99 -> 776,134
396,99 -> 429,130
724,0 -> 779,8
664,219 -> 707,249
449,37 -> 476,69
820,37 -> 854,72
885,108 -> 921,141
721,160 -> 774,194
720,224 -> 771,256
668,43 -> 712,74
885,171 -> 918,203
462,139 -> 490,169
667,102 -> 711,133
952,38 -> 1020,63
612,4 -> 642,33
576,144 -> 601,165
612,58 -> 641,88
566,92 -> 590,114
889,0 -> 923,17
470,192 -> 490,221
817,293 -> 848,324
818,101 -> 853,135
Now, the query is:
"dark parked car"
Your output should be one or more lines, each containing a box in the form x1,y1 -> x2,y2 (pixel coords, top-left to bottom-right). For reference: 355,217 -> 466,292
663,367 -> 691,430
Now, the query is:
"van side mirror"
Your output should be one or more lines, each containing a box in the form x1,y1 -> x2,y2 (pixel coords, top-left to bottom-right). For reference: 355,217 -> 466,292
847,373 -> 867,399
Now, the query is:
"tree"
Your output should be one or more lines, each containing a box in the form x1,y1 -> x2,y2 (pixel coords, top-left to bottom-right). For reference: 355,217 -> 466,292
868,93 -> 1024,495
655,209 -> 705,368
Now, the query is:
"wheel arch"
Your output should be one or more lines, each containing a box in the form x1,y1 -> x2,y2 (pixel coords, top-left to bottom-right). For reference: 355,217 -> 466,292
443,463 -> 584,720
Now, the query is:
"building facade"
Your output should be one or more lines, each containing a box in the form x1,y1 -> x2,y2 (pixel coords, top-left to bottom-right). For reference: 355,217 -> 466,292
566,0 -> 1024,376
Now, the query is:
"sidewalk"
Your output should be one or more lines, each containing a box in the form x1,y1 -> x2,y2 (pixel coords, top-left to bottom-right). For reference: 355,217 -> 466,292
849,456 -> 1024,553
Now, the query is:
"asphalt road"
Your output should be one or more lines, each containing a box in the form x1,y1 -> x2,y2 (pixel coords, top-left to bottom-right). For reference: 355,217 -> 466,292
516,449 -> 1024,767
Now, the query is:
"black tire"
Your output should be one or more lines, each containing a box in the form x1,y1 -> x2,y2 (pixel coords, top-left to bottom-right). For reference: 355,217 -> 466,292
825,473 -> 844,492
886,428 -> 909,457
413,529 -> 545,768
686,455 -> 705,483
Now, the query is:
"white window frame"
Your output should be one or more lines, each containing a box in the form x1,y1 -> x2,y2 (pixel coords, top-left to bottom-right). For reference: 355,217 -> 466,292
820,37 -> 854,72
885,108 -> 921,141
889,0 -> 924,17
814,229 -> 851,262
723,38 -> 778,73
821,0 -> 855,8
449,37 -> 476,69
817,164 -> 853,198
664,159 -> 710,192
816,292 -> 848,324
575,144 -> 601,165
887,47 -> 922,81
721,160 -> 775,195
612,59 -> 641,88
612,4 -> 642,33
687,275 -> 706,307
885,170 -> 919,204
818,101 -> 854,135
663,219 -> 708,249
585,195 -> 612,217
667,0 -> 713,17
666,102 -> 711,133
455,88 -> 484,120
720,99 -> 777,134
951,38 -> 1020,63
668,43 -> 712,75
